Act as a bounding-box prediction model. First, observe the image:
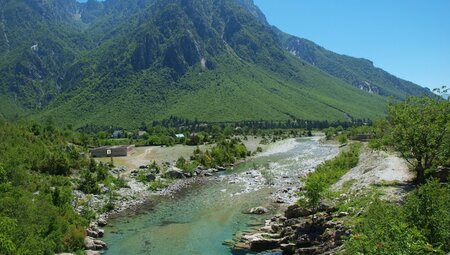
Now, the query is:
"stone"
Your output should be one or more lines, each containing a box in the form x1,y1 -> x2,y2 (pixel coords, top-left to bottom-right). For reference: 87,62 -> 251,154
85,251 -> 101,255
217,166 -> 226,171
249,238 -> 280,252
145,174 -> 156,181
280,243 -> 296,255
97,218 -> 107,227
249,207 -> 268,214
84,237 -> 96,250
96,228 -> 104,238
183,172 -> 193,178
164,168 -> 185,179
86,229 -> 99,238
285,204 -> 314,219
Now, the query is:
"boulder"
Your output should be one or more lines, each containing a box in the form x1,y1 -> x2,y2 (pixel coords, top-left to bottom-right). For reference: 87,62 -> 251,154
145,174 -> 156,181
86,229 -> 99,238
249,238 -> 280,252
164,167 -> 185,179
249,207 -> 268,214
93,239 -> 107,250
183,172 -> 193,178
97,218 -> 107,227
85,251 -> 101,255
84,237 -> 96,250
217,166 -> 226,171
85,237 -> 107,250
285,204 -> 313,219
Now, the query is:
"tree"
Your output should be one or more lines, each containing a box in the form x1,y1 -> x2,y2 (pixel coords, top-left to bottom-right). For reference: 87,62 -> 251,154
384,97 -> 450,183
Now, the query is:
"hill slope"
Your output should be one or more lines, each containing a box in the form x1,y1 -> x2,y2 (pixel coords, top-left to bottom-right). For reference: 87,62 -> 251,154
0,0 -> 430,128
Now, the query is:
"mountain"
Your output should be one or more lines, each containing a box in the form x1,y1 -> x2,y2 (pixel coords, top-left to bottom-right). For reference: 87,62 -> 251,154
0,0 -> 431,128
276,30 -> 430,99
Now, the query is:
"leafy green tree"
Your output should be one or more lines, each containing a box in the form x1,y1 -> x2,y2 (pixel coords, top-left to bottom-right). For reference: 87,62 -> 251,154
384,97 -> 450,183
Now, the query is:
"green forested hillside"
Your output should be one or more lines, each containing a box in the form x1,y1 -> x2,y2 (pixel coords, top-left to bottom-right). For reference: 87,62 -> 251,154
0,121 -> 87,254
0,0 -> 428,128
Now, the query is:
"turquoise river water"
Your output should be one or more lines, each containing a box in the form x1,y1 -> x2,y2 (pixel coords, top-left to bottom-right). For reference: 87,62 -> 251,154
102,137 -> 338,255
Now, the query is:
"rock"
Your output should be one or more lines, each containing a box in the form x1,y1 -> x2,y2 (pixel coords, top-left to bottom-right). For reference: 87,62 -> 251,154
145,174 -> 156,181
249,238 -> 280,252
296,247 -> 319,255
84,237 -> 96,250
203,171 -> 213,177
150,168 -> 160,174
164,168 -> 185,179
233,242 -> 250,250
217,166 -> 226,171
280,243 -> 296,255
97,218 -> 107,227
250,207 -> 268,214
183,172 -> 193,178
318,201 -> 337,213
85,251 -> 101,255
93,239 -> 107,250
139,165 -> 148,169
285,204 -> 314,219
86,229 -> 99,238
222,239 -> 234,246
97,229 -> 104,238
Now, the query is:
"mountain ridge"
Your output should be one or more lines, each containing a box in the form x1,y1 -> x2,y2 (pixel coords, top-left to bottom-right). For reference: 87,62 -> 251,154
0,0 -> 431,128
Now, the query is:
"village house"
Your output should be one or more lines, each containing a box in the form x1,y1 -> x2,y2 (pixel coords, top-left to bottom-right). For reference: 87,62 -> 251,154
90,145 -> 135,157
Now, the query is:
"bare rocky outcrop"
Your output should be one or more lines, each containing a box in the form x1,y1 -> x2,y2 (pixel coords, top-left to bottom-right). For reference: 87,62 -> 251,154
233,203 -> 349,255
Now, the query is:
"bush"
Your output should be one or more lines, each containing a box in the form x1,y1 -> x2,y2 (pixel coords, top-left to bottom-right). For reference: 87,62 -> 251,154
344,180 -> 450,254
404,179 -> 450,251
344,200 -> 435,255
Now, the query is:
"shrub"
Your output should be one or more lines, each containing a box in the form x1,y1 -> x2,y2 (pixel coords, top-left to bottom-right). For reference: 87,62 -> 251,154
404,179 -> 450,251
344,200 -> 435,255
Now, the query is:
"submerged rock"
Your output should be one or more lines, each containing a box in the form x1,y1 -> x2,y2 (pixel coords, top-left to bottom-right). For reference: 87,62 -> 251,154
249,207 -> 268,214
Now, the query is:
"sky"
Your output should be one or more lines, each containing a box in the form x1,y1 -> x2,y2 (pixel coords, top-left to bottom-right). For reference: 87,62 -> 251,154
254,0 -> 450,91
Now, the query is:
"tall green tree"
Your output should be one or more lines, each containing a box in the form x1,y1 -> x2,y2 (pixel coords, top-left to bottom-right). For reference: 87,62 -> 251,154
384,97 -> 450,183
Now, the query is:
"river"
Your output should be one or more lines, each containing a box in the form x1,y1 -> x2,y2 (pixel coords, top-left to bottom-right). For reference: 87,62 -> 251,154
101,137 -> 338,255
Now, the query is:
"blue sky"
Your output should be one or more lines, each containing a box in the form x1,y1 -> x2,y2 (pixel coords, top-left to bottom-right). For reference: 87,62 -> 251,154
254,0 -> 450,91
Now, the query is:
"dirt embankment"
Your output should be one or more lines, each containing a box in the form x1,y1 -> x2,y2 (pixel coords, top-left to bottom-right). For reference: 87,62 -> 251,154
333,143 -> 414,201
